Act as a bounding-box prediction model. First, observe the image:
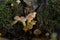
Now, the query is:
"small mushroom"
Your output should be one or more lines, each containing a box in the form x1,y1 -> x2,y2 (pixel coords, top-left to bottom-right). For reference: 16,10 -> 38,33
14,16 -> 20,21
12,16 -> 20,25
45,32 -> 49,36
26,11 -> 36,24
26,13 -> 33,21
19,16 -> 26,22
27,24 -> 33,30
34,29 -> 41,36
30,20 -> 37,25
31,12 -> 36,18
19,16 -> 26,26
27,20 -> 37,30
19,16 -> 27,31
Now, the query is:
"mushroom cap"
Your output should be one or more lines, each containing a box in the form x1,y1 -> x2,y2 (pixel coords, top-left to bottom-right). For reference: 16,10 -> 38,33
27,24 -> 33,29
45,33 -> 49,36
19,16 -> 26,22
34,29 -> 41,36
32,12 -> 36,18
27,20 -> 37,30
26,12 -> 36,20
14,16 -> 20,21
30,20 -> 37,25
26,14 -> 33,20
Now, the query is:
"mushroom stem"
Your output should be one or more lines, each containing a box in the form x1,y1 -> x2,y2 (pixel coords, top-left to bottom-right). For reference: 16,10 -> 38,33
23,28 -> 28,32
22,22 -> 26,27
12,20 -> 18,25
27,20 -> 31,25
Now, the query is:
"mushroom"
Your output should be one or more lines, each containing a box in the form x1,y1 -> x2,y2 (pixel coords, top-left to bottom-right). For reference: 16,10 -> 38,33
14,16 -> 20,21
26,11 -> 36,24
19,16 -> 27,30
31,12 -> 36,18
27,24 -> 33,30
12,16 -> 20,25
34,29 -> 41,36
45,32 -> 49,36
27,20 -> 37,30
30,20 -> 37,25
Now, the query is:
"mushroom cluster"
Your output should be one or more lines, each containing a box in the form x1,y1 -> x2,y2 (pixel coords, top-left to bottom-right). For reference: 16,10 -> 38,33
12,11 -> 37,32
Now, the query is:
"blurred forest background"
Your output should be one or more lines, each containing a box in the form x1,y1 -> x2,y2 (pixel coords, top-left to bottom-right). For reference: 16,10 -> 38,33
0,0 -> 60,40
